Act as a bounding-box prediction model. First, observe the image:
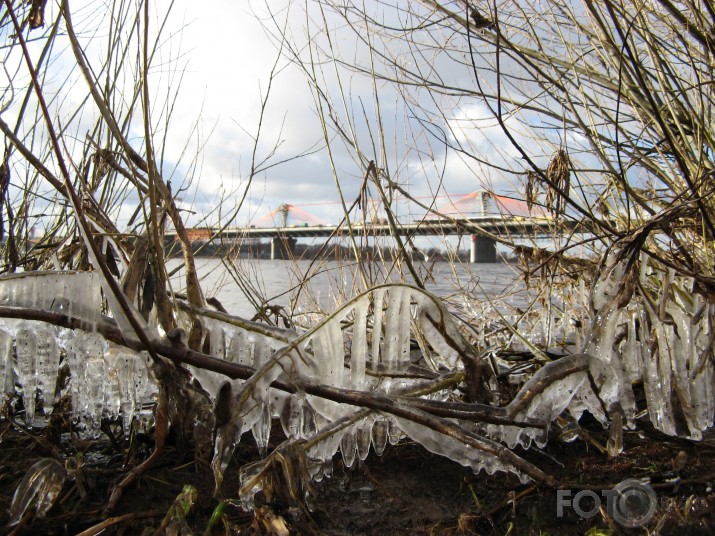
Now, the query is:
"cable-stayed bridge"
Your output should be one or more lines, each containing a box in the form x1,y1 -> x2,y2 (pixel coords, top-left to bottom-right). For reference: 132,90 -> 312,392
172,192 -> 580,263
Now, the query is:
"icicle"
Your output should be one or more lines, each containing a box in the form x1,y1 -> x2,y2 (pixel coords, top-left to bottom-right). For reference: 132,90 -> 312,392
355,419 -> 372,461
306,428 -> 341,474
14,322 -> 59,423
396,288 -> 412,370
134,353 -> 150,410
251,400 -> 272,456
371,418 -> 389,456
370,288 -> 385,371
607,412 -> 623,457
519,371 -> 586,448
64,334 -> 84,422
35,323 -> 60,416
213,421 -> 242,494
205,318 -> 226,359
312,321 -> 344,387
0,276 -> 15,306
649,318 -> 678,436
188,365 -> 225,400
0,272 -> 102,329
252,335 -> 277,369
703,304 -> 715,427
280,393 -> 302,439
339,429 -> 357,468
281,393 -> 319,440
667,304 -> 701,439
350,298 -> 368,389
103,349 -> 121,420
642,346 -> 674,435
322,451 -> 334,478
383,287 -> 411,371
14,324 -> 38,424
110,345 -> 148,429
692,304 -> 715,429
687,296 -> 709,431
227,328 -> 255,366
621,307 -> 643,383
238,462 -> 263,510
69,331 -> 107,430
486,354 -> 607,449
0,326 -> 13,399
65,272 -> 103,331
85,351 -> 106,432
415,308 -> 460,370
300,397 -> 318,439
387,418 -> 402,445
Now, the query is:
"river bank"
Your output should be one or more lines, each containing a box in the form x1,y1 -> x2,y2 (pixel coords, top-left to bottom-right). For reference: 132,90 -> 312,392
1,409 -> 713,534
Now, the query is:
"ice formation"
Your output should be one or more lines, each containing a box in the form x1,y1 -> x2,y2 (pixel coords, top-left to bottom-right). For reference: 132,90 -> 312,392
0,272 -> 149,429
212,284 -> 544,501
1,261 -> 714,509
0,271 -> 102,328
14,322 -> 60,424
223,263 -> 715,504
573,255 -> 715,440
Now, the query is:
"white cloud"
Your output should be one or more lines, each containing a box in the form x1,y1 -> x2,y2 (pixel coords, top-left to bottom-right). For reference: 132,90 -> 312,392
4,1 -> 536,231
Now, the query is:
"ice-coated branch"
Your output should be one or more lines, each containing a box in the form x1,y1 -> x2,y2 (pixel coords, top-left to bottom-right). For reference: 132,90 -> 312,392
0,301 -> 546,427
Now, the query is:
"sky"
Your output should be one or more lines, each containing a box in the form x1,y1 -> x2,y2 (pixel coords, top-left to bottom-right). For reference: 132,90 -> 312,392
1,0 -> 544,250
151,1 -> 529,230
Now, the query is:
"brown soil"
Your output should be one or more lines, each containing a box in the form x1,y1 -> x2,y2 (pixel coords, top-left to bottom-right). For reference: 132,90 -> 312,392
1,415 -> 714,535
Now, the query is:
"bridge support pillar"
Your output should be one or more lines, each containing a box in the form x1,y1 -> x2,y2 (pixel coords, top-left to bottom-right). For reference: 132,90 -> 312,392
270,236 -> 297,260
470,234 -> 497,263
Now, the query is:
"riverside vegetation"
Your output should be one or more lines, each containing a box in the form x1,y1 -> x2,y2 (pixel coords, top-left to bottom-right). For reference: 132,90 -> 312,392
0,0 -> 714,534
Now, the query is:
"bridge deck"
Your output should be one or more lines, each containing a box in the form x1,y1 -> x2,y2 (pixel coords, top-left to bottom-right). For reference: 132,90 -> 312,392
169,217 -> 582,240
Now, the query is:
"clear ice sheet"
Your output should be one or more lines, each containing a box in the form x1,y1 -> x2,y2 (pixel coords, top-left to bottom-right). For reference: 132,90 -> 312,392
0,271 -> 102,328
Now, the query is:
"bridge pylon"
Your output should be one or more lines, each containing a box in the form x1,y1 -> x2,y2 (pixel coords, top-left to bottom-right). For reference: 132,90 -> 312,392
270,236 -> 297,260
470,234 -> 497,263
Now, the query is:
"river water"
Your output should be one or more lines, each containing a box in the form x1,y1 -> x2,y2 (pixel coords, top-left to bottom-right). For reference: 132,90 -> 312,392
167,257 -> 531,319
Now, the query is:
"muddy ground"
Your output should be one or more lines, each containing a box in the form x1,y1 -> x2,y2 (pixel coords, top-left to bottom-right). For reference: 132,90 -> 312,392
1,413 -> 714,535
